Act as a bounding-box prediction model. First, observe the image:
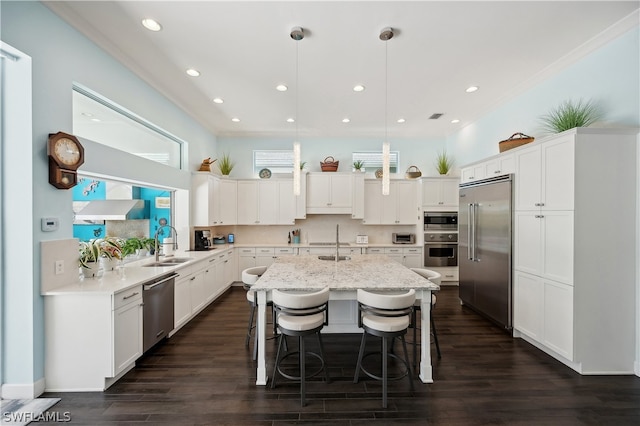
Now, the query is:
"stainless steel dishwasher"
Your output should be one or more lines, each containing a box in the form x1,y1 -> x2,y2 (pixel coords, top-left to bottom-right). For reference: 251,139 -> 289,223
142,273 -> 177,352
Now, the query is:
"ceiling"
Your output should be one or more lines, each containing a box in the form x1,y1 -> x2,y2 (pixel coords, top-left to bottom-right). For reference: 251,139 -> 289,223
46,1 -> 639,140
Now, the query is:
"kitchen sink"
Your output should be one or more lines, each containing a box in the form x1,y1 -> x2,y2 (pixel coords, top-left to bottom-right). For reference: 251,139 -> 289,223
143,258 -> 193,267
318,255 -> 351,261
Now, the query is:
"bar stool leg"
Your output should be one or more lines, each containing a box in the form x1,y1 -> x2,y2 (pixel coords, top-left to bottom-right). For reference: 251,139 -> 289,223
299,336 -> 306,406
353,332 -> 367,383
431,306 -> 441,359
317,332 -> 330,383
270,334 -> 285,389
400,335 -> 415,391
246,303 -> 255,347
382,336 -> 388,409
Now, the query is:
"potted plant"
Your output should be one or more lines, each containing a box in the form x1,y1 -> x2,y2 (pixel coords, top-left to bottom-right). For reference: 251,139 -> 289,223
79,238 -> 121,277
141,237 -> 156,255
353,160 -> 365,172
299,161 -> 307,171
217,153 -> 235,176
435,149 -> 454,175
540,99 -> 602,133
101,237 -> 124,270
122,237 -> 144,258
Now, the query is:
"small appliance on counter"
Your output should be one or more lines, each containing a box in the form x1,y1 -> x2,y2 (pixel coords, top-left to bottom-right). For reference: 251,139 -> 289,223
194,230 -> 212,251
356,235 -> 368,244
392,233 -> 416,244
228,233 -> 235,244
212,235 -> 226,245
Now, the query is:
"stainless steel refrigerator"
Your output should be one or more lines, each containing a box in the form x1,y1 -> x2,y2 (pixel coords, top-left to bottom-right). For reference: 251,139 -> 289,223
458,174 -> 513,330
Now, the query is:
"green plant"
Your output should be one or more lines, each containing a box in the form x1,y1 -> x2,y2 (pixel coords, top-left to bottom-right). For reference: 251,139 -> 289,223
79,238 -> 121,268
299,161 -> 307,170
540,99 -> 602,133
353,160 -> 364,170
141,237 -> 156,252
121,237 -> 144,258
217,153 -> 235,175
435,149 -> 454,175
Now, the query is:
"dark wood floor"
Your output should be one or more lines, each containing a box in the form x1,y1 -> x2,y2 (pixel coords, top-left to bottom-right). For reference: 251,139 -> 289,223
42,286 -> 640,425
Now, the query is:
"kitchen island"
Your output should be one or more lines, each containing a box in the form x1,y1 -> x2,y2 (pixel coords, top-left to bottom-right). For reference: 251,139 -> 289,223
252,254 -> 440,385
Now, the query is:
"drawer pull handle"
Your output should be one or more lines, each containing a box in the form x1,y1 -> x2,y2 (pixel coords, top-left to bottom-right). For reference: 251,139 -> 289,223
122,292 -> 139,300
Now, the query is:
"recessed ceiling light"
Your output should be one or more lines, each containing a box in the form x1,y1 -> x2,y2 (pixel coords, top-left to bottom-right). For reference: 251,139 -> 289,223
186,68 -> 200,77
397,118 -> 406,123
342,118 -> 350,123
231,117 -> 240,122
287,118 -> 295,123
451,119 -> 460,124
213,98 -> 224,104
90,118 -> 101,122
276,84 -> 288,92
465,86 -> 479,93
141,18 -> 162,32
353,85 -> 365,92
81,112 -> 94,117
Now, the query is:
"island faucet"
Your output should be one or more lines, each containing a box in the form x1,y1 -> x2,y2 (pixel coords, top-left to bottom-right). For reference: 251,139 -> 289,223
155,225 -> 178,262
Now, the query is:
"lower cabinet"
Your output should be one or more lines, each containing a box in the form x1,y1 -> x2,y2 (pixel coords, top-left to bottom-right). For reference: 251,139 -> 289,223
366,247 -> 422,268
44,286 -> 144,391
237,246 -> 295,278
514,270 -> 573,360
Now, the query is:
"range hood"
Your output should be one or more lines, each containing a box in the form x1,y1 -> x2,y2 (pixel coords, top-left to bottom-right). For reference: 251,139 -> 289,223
75,199 -> 149,221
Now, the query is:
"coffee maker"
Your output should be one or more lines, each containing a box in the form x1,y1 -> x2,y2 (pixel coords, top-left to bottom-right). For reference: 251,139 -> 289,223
194,230 -> 212,251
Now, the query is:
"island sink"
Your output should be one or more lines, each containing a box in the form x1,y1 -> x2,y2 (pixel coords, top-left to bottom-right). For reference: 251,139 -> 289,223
318,255 -> 351,261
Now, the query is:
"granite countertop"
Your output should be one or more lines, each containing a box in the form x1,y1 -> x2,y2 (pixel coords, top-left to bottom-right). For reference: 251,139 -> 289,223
231,242 -> 422,249
42,247 -> 233,296
253,254 -> 439,292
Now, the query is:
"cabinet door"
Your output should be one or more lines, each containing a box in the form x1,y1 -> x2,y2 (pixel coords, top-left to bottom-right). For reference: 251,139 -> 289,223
174,275 -> 193,329
236,181 -> 259,224
440,179 -> 459,207
238,254 -> 256,278
329,174 -> 353,208
513,211 -> 542,275
542,211 -> 574,284
396,180 -> 418,224
484,153 -> 515,177
515,145 -> 542,211
113,301 -> 143,375
255,248 -> 275,267
218,179 -> 237,225
513,271 -> 543,340
277,180 -> 296,225
190,271 -> 206,314
421,179 -> 441,207
381,183 -> 400,224
306,174 -> 331,208
543,280 -> 574,360
362,180 -> 382,224
202,262 -> 216,303
542,136 -> 575,211
461,164 -> 486,183
257,181 -> 278,224
191,174 -> 215,226
403,253 -> 422,268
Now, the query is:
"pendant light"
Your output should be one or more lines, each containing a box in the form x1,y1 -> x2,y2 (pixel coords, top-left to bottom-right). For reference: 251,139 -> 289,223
380,27 -> 394,196
291,27 -> 304,196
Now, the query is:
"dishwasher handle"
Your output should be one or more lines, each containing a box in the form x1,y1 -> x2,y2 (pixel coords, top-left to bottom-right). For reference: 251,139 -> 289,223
143,273 -> 179,291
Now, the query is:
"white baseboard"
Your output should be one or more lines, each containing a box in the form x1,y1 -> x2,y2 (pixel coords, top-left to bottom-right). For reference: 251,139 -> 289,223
1,377 -> 45,399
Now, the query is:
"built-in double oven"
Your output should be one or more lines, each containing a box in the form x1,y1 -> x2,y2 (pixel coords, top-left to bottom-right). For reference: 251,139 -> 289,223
424,212 -> 458,267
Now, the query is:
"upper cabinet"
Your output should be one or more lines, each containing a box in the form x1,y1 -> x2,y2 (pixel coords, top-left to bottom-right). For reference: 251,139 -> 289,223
191,174 -> 237,226
363,180 -> 418,225
306,172 -> 363,216
461,153 -> 515,184
421,177 -> 459,210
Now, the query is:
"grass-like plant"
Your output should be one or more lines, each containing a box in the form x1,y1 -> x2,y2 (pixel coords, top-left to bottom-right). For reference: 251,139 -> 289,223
435,149 -> 454,175
217,153 -> 235,176
540,99 -> 602,133
353,160 -> 364,171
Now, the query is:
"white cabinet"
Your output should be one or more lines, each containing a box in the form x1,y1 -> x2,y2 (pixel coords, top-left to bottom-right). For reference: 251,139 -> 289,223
174,267 -> 193,330
483,153 -> 515,178
237,180 -> 297,225
44,286 -> 144,391
112,287 -> 143,376
367,247 -> 422,268
514,136 -> 574,211
511,128 -> 637,374
514,210 -> 574,285
237,246 -> 295,278
306,173 -> 354,214
363,180 -> 418,225
513,271 -> 573,360
191,174 -> 237,226
461,163 -> 486,183
421,177 -> 459,209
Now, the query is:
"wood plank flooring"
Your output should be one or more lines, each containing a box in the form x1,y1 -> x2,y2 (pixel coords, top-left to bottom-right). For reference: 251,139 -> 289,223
42,286 -> 640,425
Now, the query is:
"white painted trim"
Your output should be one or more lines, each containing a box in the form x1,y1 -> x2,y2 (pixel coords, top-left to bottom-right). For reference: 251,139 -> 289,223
636,132 -> 640,378
1,378 -> 45,400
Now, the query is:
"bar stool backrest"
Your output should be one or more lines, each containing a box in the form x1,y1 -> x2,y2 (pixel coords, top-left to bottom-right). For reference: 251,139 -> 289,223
410,268 -> 442,286
242,266 -> 268,288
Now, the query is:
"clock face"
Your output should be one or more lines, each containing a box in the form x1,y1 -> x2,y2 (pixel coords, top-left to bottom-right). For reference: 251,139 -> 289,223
53,137 -> 82,166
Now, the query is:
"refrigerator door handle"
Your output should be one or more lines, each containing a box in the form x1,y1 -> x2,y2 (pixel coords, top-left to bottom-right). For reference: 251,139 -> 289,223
472,203 -> 479,262
467,203 -> 473,260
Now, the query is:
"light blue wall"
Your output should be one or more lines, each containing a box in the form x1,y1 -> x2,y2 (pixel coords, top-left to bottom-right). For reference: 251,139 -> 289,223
218,137 -> 448,179
1,1 -> 216,389
447,27 -> 640,166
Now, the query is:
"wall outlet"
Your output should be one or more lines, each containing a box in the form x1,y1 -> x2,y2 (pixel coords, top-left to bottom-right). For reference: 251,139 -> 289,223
55,260 -> 64,275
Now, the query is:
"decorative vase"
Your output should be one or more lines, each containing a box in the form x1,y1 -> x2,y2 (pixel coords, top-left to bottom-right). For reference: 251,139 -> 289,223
101,258 -> 119,271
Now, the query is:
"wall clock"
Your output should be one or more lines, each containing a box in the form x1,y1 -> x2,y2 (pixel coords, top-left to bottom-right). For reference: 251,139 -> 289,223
48,132 -> 84,189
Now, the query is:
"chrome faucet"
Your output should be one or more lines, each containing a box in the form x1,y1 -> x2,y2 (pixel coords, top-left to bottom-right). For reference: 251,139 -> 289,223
155,225 -> 178,262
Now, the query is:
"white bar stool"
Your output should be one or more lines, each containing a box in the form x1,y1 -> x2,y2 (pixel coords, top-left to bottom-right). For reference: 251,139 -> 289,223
353,289 -> 415,408
270,287 -> 331,406
242,266 -> 269,360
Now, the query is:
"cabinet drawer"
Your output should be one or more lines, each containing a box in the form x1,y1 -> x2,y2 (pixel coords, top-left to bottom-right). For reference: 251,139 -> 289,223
275,247 -> 295,255
256,248 -> 275,255
384,248 -> 403,255
404,247 -> 422,254
238,248 -> 256,256
114,285 -> 142,310
367,248 -> 385,254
